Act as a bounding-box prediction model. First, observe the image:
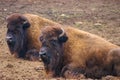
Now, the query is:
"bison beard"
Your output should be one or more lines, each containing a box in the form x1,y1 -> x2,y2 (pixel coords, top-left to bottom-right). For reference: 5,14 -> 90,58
39,25 -> 120,79
6,13 -> 58,60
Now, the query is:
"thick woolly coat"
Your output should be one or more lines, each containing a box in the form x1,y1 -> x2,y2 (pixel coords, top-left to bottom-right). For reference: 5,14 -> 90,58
40,25 -> 120,78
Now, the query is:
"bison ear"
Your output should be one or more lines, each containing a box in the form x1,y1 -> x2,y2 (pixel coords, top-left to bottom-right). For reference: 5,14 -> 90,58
23,21 -> 30,29
58,35 -> 68,43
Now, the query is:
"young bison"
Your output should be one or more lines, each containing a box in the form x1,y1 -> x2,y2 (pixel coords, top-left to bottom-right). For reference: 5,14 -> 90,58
6,13 -> 58,61
39,25 -> 120,79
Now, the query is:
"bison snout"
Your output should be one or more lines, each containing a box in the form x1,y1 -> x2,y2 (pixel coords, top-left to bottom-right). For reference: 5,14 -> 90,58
39,47 -> 50,64
39,51 -> 47,58
6,36 -> 14,44
39,47 -> 47,57
39,51 -> 50,64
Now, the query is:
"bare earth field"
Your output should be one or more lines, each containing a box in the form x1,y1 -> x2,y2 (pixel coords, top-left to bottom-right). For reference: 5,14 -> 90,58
0,0 -> 120,80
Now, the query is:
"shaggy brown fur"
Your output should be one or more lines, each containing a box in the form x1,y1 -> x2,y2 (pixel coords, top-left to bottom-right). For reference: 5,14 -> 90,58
39,25 -> 120,79
6,13 -> 58,60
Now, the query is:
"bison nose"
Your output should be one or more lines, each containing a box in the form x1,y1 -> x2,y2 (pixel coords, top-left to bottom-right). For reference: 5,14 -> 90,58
39,48 -> 47,58
6,36 -> 13,43
39,49 -> 50,64
39,51 -> 46,57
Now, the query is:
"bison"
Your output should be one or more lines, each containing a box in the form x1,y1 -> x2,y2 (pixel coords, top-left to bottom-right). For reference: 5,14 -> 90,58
6,13 -> 58,61
39,25 -> 120,79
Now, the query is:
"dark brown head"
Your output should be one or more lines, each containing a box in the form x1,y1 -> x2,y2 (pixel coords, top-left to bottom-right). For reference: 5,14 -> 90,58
107,48 -> 120,76
6,13 -> 30,58
39,25 -> 68,77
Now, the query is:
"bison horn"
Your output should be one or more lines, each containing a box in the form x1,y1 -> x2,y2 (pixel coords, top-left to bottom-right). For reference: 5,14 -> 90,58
59,28 -> 65,37
23,20 -> 28,24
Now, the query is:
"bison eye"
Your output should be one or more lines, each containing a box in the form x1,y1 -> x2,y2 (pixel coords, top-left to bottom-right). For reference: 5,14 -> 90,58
50,40 -> 57,46
23,21 -> 30,29
39,36 -> 43,42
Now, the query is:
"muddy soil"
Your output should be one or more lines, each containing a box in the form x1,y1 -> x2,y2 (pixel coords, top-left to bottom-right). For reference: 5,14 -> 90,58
0,0 -> 120,80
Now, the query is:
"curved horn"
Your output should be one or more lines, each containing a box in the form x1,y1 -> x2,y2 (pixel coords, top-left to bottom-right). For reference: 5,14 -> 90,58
23,20 -> 28,24
59,28 -> 65,37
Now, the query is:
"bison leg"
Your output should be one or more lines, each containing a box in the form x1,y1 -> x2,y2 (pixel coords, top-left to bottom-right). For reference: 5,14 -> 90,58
61,64 -> 85,79
13,52 -> 19,58
85,66 -> 110,79
107,48 -> 120,76
25,49 -> 39,61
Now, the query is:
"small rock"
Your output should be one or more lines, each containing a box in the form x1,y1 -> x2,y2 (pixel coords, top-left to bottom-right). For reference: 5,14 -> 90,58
3,8 -> 7,11
75,22 -> 83,25
60,14 -> 66,17
34,66 -> 44,72
6,63 -> 13,68
94,23 -> 102,27
75,21 -> 83,27
91,8 -> 96,11
60,14 -> 69,18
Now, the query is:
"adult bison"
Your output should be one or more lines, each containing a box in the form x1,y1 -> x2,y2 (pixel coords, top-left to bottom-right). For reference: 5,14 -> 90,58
39,25 -> 120,79
6,13 -> 58,61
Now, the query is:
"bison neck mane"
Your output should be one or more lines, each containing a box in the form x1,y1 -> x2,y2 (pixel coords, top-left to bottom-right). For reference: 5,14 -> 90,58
46,44 -> 66,77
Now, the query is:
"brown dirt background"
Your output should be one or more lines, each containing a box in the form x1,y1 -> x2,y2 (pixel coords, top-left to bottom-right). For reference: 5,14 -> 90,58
0,0 -> 120,80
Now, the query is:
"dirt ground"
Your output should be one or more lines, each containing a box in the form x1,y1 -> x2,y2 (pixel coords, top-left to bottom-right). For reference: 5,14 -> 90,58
0,0 -> 120,80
